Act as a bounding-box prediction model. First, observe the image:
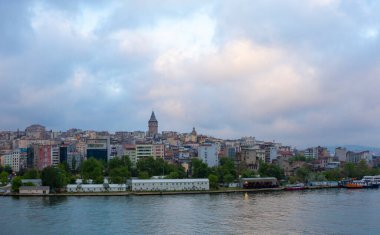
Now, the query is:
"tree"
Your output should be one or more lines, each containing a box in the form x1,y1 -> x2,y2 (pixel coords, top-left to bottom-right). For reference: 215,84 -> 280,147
223,173 -> 234,184
41,166 -> 66,190
295,167 -> 310,183
166,171 -> 179,179
259,162 -> 285,180
0,171 -> 8,185
109,156 -> 132,171
208,174 -> 219,189
22,168 -> 40,179
136,156 -> 181,178
342,163 -> 356,178
191,158 -> 209,178
136,157 -> 156,177
109,167 -> 130,184
356,160 -> 370,178
12,176 -> 22,192
220,157 -> 236,176
81,158 -> 104,184
241,169 -> 255,178
217,157 -> 237,183
324,168 -> 342,181
138,171 -> 150,179
3,165 -> 12,174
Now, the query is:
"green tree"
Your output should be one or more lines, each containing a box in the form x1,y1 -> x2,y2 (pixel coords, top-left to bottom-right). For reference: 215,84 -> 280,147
220,157 -> 236,175
3,165 -> 12,174
218,157 -> 237,183
109,166 -> 130,184
41,166 -> 66,190
22,168 -> 40,179
241,169 -> 256,178
356,160 -> 370,179
295,167 -> 310,182
81,158 -> 104,184
208,174 -> 219,189
138,171 -> 150,179
58,163 -> 72,186
288,176 -> 297,184
166,171 -> 179,179
342,163 -> 356,178
324,168 -> 342,181
0,171 -> 8,185
191,158 -> 209,178
135,156 -> 183,178
175,165 -> 186,179
136,157 -> 156,177
12,176 -> 22,192
259,162 -> 285,180
109,156 -> 132,170
223,173 -> 234,184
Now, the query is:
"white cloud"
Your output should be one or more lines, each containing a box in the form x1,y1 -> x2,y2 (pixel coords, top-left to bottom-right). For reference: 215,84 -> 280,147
2,0 -> 380,147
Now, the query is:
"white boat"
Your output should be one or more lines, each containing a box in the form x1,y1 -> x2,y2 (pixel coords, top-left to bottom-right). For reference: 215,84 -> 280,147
285,183 -> 305,191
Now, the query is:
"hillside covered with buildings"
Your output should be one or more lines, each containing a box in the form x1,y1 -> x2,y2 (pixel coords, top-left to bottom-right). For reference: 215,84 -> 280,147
1,112 -> 380,191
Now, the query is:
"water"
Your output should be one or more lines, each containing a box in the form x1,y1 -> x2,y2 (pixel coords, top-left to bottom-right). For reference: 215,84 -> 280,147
1,189 -> 379,234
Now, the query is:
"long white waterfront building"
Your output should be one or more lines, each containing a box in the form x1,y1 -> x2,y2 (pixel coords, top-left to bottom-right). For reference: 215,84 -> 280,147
129,179 -> 209,191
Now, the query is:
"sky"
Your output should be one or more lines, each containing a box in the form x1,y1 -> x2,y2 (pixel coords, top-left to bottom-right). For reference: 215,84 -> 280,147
0,0 -> 380,148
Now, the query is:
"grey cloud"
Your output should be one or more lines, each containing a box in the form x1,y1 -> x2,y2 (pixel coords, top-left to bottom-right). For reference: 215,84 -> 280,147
1,0 -> 380,147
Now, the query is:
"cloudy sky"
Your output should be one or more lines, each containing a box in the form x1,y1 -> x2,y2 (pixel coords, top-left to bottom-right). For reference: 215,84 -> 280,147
1,0 -> 380,148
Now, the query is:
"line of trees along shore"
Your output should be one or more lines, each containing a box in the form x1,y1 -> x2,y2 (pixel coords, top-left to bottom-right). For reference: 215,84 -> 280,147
6,155 -> 380,191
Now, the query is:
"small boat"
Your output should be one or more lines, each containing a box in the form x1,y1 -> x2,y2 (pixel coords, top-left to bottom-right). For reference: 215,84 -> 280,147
284,183 -> 305,191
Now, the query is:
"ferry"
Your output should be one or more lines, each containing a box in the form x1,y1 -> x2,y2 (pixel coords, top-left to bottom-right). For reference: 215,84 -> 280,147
284,183 -> 305,191
344,180 -> 379,189
362,176 -> 380,186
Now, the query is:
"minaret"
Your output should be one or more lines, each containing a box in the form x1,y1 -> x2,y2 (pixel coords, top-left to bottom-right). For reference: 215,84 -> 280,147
148,111 -> 158,137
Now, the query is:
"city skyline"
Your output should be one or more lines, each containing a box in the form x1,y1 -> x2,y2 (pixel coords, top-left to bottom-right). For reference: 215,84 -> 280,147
1,1 -> 380,148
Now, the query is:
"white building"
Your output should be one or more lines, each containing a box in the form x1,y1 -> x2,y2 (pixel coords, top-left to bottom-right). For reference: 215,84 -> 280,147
136,144 -> 152,160
3,150 -> 24,173
198,143 -> 218,167
19,186 -> 49,195
129,179 -> 209,191
51,146 -> 60,167
269,146 -> 278,163
125,145 -> 137,166
66,184 -> 127,192
304,147 -> 318,158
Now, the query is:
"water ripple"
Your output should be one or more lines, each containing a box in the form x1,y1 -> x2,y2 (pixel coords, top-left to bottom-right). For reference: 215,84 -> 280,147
1,189 -> 380,234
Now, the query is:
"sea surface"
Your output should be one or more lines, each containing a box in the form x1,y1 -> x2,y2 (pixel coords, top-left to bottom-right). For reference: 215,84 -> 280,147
1,188 -> 379,235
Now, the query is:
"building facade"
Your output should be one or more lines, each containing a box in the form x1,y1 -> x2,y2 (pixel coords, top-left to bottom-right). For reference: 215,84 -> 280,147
129,179 -> 209,191
198,143 -> 218,167
86,137 -> 110,162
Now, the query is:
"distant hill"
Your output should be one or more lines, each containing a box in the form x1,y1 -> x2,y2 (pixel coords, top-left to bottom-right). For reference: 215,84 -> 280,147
326,145 -> 380,156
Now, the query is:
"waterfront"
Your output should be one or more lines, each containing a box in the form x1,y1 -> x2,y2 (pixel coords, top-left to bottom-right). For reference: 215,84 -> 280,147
1,189 -> 379,234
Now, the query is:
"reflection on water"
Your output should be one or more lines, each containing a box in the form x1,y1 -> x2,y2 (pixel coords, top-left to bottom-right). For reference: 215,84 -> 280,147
1,189 -> 380,234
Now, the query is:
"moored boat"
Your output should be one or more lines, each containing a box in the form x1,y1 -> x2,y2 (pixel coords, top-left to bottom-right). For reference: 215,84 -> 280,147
362,176 -> 380,187
344,180 -> 379,189
285,183 -> 305,191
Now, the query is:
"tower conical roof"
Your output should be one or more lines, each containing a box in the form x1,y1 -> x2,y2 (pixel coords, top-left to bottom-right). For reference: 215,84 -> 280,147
149,111 -> 157,122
